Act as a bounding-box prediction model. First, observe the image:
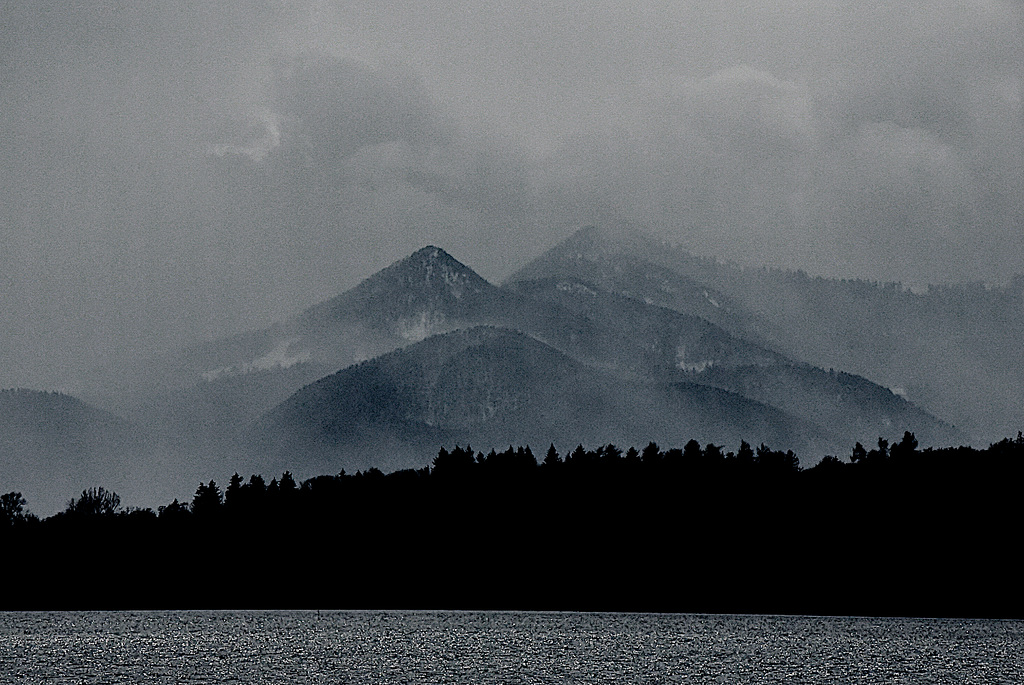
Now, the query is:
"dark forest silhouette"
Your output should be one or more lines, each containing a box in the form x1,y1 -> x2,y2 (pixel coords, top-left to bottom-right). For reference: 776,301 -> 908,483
2,432 -> 1022,617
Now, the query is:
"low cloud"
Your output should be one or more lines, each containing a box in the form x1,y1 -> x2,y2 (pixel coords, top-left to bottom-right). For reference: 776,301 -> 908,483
1,0 -> 1022,391
208,110 -> 283,162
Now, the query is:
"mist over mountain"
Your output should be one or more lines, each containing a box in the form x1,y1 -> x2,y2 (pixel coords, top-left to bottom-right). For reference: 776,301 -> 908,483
4,227 -> 1003,513
0,390 -> 142,516
508,225 -> 759,339
3,0 -> 1022,536
510,225 -> 1020,443
84,247 -> 514,447
504,273 -> 961,450
253,326 -> 827,478
85,245 -> 649,451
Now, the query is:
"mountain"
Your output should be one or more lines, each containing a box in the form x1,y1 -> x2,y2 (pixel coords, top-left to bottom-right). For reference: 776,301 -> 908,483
507,225 -> 759,339
56,235 -> 971,501
0,389 -> 143,516
84,237 -> 960,464
297,245 -> 503,338
87,244 -> 684,451
84,247 -> 534,447
253,326 -> 828,477
505,272 -> 961,452
505,275 -> 785,379
508,226 -> 978,446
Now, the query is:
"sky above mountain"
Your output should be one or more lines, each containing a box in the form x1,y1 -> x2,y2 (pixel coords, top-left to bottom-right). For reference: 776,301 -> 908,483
2,0 -> 1023,390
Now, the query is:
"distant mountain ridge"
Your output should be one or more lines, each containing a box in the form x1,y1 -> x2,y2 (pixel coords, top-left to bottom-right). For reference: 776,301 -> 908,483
505,276 -> 784,377
246,233 -> 960,474
0,389 -> 141,516
20,228 -> 979,511
511,225 -> 1019,442
507,225 -> 757,338
299,246 -> 495,339
253,326 -> 830,476
504,241 -> 961,450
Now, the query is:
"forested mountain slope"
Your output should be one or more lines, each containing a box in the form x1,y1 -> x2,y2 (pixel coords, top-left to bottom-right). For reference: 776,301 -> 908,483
253,326 -> 828,477
509,225 -> 1008,443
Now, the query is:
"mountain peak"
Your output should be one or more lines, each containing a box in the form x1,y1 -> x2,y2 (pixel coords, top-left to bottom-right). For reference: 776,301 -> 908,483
407,245 -> 452,263
300,244 -> 498,340
383,245 -> 489,296
505,225 -> 664,285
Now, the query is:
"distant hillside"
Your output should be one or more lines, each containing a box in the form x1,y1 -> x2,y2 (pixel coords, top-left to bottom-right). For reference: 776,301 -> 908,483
252,326 -> 828,477
695,270 -> 1024,443
507,225 -> 758,339
63,234 -> 976,493
0,389 -> 140,516
505,260 -> 962,452
509,225 -> 1000,444
506,276 -> 786,377
83,246 -> 530,447
695,364 -> 962,450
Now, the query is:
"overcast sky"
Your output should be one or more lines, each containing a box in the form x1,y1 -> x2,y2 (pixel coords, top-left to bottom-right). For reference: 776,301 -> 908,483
2,0 -> 1022,391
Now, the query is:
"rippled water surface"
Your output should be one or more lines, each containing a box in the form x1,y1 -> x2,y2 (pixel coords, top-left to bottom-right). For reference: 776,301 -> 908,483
1,611 -> 1022,683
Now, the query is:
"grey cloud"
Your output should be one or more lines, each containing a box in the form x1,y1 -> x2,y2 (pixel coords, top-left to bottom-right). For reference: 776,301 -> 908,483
208,110 -> 282,162
272,56 -> 450,163
2,0 -> 1023,392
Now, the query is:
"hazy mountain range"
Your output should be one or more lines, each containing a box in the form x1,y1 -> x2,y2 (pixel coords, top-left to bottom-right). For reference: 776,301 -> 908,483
7,225 -> 1016,514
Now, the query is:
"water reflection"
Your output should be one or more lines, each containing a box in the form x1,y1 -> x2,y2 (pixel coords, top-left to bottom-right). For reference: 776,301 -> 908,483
1,611 -> 1021,684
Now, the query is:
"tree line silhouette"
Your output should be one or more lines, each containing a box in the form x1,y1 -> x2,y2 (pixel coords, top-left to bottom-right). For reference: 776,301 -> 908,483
2,432 -> 1022,617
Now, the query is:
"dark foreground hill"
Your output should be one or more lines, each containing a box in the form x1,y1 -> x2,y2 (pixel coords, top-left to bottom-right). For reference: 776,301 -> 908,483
4,434 -> 1021,618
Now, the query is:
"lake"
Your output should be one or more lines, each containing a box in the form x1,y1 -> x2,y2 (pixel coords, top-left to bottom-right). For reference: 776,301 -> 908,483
1,610 -> 1021,683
